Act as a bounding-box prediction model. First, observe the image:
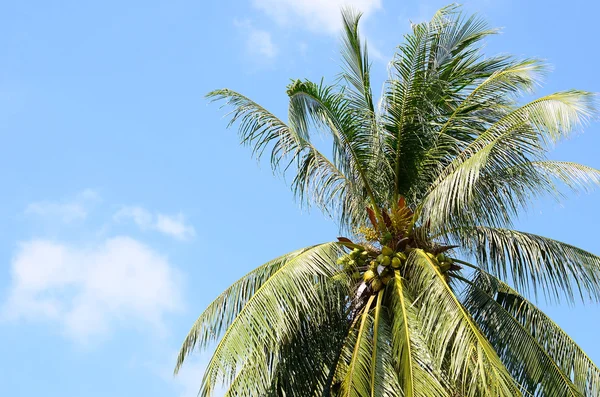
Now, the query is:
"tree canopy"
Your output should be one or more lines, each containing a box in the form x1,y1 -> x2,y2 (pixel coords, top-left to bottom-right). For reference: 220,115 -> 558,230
176,5 -> 600,396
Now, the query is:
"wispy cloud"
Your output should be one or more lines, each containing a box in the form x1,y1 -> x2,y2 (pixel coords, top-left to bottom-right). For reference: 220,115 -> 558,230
2,237 -> 183,344
234,19 -> 277,60
25,189 -> 100,223
251,0 -> 382,34
114,206 -> 196,241
249,27 -> 277,59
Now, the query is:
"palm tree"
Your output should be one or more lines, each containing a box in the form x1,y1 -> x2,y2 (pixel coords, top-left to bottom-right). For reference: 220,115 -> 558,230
176,5 -> 600,396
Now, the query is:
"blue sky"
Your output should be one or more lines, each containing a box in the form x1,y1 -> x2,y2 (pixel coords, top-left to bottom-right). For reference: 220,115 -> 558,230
1,1 -> 600,396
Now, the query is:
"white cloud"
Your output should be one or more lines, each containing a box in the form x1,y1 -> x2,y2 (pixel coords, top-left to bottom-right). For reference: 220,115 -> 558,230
251,0 -> 382,34
234,19 -> 277,60
25,189 -> 100,223
155,214 -> 196,241
249,28 -> 277,59
2,236 -> 183,343
114,206 -> 153,229
114,206 -> 196,241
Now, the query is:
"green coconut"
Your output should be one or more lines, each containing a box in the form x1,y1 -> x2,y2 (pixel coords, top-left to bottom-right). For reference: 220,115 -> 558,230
382,246 -> 394,256
364,270 -> 376,282
396,252 -> 407,260
371,278 -> 384,291
439,261 -> 451,272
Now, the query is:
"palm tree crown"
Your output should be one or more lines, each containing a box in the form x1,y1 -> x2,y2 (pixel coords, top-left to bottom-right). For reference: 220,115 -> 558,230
176,5 -> 600,396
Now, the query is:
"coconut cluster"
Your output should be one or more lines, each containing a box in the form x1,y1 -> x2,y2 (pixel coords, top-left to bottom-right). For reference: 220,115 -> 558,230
425,252 -> 454,273
337,199 -> 458,293
362,246 -> 406,291
338,246 -> 455,293
337,248 -> 370,281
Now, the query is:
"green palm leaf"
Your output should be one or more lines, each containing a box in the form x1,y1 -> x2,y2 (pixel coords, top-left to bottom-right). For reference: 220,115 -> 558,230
341,295 -> 375,397
207,89 -> 363,227
388,272 -> 449,397
175,247 -> 309,373
422,91 -> 595,232
463,269 -> 600,396
287,79 -> 380,214
457,227 -> 600,302
461,272 -> 581,396
197,243 -> 347,396
407,249 -> 522,396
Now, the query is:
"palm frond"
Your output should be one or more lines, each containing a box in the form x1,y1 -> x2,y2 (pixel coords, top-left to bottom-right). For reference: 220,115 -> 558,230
207,89 -> 362,228
436,59 -> 547,139
196,243 -> 347,396
223,295 -> 350,397
460,272 -> 581,396
463,269 -> 600,396
369,291 -> 384,397
341,295 -> 375,397
382,18 -> 431,202
175,247 -> 309,373
406,249 -> 521,396
339,8 -> 375,114
381,4 -> 509,204
287,79 -> 382,224
388,272 -> 449,397
531,161 -> 600,194
456,226 -> 600,302
421,91 -> 596,232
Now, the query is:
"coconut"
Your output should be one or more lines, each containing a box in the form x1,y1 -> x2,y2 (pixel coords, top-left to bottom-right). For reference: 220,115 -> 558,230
440,261 -> 451,272
364,270 -> 376,282
391,257 -> 402,269
382,246 -> 394,256
396,252 -> 407,261
381,256 -> 391,266
371,278 -> 384,291
360,250 -> 369,259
